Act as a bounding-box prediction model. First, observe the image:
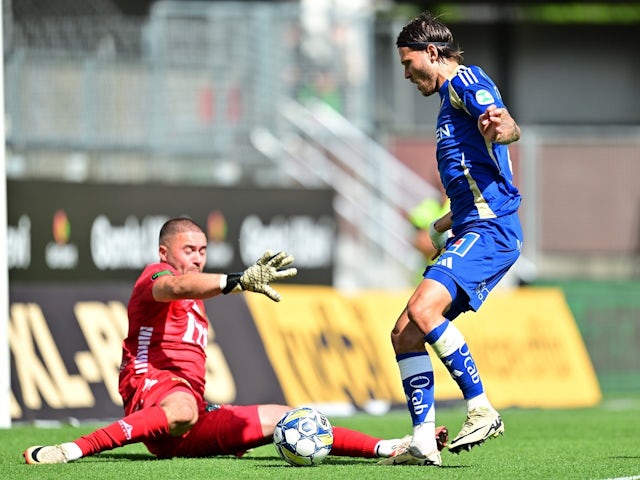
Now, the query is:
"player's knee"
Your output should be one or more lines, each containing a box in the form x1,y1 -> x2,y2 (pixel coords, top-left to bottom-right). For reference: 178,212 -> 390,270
390,325 -> 424,353
406,298 -> 442,333
162,394 -> 199,436
258,404 -> 291,436
168,403 -> 198,436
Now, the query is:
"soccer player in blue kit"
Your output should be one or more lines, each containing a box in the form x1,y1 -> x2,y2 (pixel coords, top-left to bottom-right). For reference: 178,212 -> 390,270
379,12 -> 523,467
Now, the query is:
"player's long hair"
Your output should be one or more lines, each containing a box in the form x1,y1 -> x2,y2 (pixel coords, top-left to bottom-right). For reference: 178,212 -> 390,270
396,11 -> 464,64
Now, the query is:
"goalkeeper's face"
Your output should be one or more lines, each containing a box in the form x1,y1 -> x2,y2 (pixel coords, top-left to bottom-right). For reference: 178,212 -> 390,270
159,230 -> 207,275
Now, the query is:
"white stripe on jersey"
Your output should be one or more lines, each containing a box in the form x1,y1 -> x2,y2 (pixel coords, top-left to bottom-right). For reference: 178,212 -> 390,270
457,66 -> 479,86
484,137 -> 502,173
461,153 -> 497,219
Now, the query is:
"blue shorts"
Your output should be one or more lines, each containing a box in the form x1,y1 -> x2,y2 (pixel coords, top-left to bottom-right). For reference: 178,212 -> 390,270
423,212 -> 523,320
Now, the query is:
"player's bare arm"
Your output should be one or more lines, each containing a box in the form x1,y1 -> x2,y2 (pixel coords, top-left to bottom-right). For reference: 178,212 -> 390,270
153,272 -> 226,302
478,104 -> 521,145
432,211 -> 453,233
153,251 -> 298,303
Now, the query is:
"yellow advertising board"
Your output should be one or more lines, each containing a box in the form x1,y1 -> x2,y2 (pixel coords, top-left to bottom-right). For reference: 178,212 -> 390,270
247,286 -> 601,410
245,286 -> 405,409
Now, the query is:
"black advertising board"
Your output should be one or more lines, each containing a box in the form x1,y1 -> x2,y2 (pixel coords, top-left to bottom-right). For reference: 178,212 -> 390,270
7,180 -> 336,284
7,179 -> 336,421
9,284 -> 287,422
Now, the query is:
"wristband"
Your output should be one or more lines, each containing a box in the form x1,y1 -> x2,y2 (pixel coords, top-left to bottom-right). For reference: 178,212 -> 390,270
221,272 -> 243,294
428,220 -> 448,250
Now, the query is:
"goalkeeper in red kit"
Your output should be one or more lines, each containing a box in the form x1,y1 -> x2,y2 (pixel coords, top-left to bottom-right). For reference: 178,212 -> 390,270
25,217 -> 448,464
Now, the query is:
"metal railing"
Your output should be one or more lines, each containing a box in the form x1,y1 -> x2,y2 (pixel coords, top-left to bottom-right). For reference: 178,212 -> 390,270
6,1 -> 639,286
253,98 -> 442,288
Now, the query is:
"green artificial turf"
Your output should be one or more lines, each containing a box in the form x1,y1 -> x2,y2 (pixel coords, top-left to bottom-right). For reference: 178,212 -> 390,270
2,395 -> 639,480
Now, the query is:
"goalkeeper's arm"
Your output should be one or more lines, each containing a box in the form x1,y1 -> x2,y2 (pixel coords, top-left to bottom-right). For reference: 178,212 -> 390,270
152,250 -> 297,303
221,250 -> 297,302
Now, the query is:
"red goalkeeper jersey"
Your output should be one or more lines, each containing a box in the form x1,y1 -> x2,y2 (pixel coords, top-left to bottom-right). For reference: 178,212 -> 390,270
119,262 -> 208,406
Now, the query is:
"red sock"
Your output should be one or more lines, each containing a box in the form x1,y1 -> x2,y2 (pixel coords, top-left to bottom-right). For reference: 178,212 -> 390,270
74,406 -> 170,456
330,426 -> 380,458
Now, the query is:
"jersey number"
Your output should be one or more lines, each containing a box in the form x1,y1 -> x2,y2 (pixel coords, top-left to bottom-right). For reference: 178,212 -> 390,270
182,311 -> 208,350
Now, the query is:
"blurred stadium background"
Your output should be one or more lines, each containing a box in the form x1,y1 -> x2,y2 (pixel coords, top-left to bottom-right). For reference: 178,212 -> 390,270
3,0 -> 640,424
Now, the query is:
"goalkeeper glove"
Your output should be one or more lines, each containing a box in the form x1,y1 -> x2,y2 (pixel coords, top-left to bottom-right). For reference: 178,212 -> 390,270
428,220 -> 449,250
222,250 -> 297,302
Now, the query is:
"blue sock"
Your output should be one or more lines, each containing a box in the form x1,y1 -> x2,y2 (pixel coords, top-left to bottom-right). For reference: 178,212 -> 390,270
425,322 -> 484,400
397,352 -> 435,425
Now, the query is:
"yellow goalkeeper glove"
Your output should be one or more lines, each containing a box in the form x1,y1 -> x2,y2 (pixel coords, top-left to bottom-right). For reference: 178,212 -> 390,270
222,250 -> 297,302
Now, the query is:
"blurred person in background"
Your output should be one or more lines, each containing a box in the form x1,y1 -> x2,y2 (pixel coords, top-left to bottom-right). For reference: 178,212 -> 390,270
379,11 -> 523,467
408,195 -> 450,283
24,217 -> 447,464
298,68 -> 343,112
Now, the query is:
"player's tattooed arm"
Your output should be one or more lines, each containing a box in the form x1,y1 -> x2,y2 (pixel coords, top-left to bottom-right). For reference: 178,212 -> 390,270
478,105 -> 521,145
497,113 -> 521,144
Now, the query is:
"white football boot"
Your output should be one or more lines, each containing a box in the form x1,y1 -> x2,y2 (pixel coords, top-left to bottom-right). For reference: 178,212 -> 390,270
448,407 -> 504,454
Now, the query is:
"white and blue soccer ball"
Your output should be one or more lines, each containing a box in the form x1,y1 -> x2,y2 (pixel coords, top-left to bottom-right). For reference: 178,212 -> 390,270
273,407 -> 334,466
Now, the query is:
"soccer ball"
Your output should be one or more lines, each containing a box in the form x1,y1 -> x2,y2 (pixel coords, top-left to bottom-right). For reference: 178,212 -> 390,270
273,407 -> 333,466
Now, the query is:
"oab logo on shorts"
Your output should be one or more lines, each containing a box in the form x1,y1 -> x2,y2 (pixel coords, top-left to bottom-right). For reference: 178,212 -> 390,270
475,280 -> 491,302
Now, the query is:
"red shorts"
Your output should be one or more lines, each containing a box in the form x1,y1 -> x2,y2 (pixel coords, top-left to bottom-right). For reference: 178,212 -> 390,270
147,404 -> 266,458
123,369 -> 196,416
123,370 -> 266,458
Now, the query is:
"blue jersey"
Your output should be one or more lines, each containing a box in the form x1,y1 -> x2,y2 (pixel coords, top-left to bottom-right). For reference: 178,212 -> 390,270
436,65 -> 521,228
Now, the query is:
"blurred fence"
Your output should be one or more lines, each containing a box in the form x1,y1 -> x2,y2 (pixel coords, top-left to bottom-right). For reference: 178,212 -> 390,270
5,2 -> 373,166
4,1 -> 640,286
5,1 -> 422,288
